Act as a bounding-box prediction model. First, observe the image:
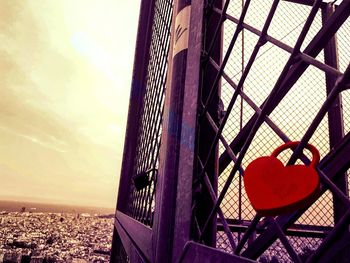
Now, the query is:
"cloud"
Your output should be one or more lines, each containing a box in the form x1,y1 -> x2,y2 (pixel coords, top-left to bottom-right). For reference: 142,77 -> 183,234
0,0 -> 139,207
0,1 -> 81,152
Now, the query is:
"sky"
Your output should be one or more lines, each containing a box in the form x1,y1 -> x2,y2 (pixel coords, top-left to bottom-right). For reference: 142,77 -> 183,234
0,1 -> 141,208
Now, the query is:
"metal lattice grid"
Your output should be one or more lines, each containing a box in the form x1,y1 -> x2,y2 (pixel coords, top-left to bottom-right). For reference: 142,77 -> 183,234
128,0 -> 173,227
111,0 -> 350,262
194,0 -> 350,262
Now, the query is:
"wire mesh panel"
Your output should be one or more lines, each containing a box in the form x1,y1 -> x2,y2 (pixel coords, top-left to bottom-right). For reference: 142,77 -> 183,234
127,0 -> 173,227
111,0 -> 175,262
341,20 -> 350,136
112,0 -> 350,262
194,0 -> 350,262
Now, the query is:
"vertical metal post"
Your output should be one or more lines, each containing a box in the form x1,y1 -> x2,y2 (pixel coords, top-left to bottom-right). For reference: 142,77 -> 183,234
321,4 -> 348,224
195,0 -> 222,246
152,0 -> 203,262
173,0 -> 204,260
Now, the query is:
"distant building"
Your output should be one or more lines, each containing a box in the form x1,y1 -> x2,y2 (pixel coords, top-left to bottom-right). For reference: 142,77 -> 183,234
29,256 -> 44,263
3,252 -> 21,263
21,254 -> 31,263
70,259 -> 88,263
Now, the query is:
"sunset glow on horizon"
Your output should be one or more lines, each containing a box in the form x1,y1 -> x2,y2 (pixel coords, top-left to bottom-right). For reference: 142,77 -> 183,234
0,1 -> 141,207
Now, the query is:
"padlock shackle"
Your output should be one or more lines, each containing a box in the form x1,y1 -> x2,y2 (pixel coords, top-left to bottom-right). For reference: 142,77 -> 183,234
271,141 -> 320,168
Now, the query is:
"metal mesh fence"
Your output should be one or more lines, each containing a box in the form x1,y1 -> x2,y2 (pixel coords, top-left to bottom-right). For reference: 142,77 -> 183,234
340,17 -> 350,261
339,19 -> 350,136
127,0 -> 173,227
113,0 -> 349,261
196,0 -> 349,262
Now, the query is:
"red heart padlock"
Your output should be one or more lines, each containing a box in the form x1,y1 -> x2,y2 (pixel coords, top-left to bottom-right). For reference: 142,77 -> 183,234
244,141 -> 320,216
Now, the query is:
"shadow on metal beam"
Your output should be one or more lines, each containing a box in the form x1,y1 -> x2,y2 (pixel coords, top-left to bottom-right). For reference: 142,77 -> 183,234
178,241 -> 256,263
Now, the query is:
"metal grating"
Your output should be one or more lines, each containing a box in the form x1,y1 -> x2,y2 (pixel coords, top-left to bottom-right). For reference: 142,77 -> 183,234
194,0 -> 350,262
112,0 -> 350,262
128,0 -> 173,227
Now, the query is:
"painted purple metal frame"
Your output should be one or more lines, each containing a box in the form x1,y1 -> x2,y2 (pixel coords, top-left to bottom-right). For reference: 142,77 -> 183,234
178,241 -> 256,263
114,0 -> 156,214
111,0 -> 206,262
111,0 -> 350,262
